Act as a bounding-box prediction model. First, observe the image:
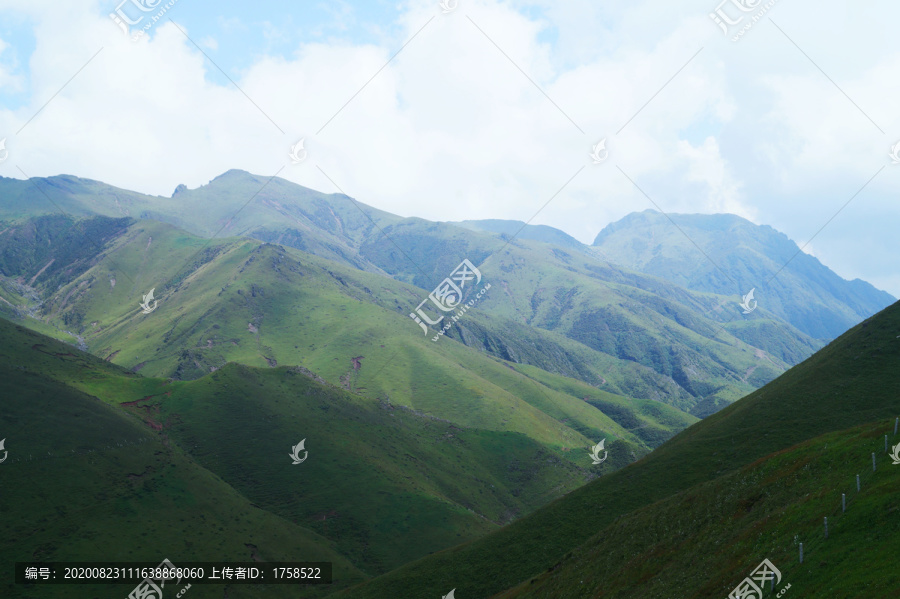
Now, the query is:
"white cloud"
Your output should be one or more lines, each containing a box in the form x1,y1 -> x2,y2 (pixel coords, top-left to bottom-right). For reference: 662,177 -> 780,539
0,0 -> 896,295
677,136 -> 753,218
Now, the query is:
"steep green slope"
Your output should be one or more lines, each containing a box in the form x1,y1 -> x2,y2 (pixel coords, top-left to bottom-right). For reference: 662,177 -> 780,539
0,217 -> 697,455
344,214 -> 823,413
444,235 -> 817,414
593,210 -> 895,339
328,300 -> 900,598
0,215 -> 697,409
0,170 -> 398,275
0,213 -> 131,291
500,418 -> 900,598
0,173 -> 834,414
134,361 -> 595,575
0,317 -> 608,591
0,321 -> 365,599
504,361 -> 697,449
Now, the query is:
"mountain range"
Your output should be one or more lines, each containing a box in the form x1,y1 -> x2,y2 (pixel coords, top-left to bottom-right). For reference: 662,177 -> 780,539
0,169 -> 897,597
2,170 -> 890,417
331,295 -> 900,598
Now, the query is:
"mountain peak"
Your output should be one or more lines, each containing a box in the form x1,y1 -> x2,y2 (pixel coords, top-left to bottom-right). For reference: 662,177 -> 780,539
592,211 -> 894,339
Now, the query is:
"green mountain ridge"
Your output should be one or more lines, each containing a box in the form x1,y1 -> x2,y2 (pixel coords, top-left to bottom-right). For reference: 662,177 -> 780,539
329,298 -> 900,598
0,317 -> 626,595
0,170 -> 895,598
0,171 -> 885,349
1,171 -> 874,419
0,212 -> 792,421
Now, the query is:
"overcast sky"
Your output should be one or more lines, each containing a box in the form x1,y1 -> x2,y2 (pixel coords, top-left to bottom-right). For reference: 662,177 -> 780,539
0,0 -> 898,296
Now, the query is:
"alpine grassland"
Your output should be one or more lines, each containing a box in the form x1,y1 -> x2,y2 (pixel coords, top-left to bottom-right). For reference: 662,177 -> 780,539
0,173 -> 895,598
0,322 -> 365,599
0,318 -> 624,596
499,418 -> 900,598
331,299 -> 900,598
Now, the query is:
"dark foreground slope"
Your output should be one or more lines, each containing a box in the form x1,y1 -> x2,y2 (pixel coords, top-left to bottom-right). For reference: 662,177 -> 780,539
331,300 -> 900,598
499,417 -> 900,598
0,318 -> 634,597
0,322 -> 364,599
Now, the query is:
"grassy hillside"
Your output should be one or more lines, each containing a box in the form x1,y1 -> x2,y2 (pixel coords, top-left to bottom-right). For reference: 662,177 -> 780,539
344,217 -> 823,414
0,170 -> 399,275
0,317 -> 633,596
0,216 -> 700,456
0,321 -> 365,599
500,418 -> 900,598
0,173 -> 835,416
328,299 -> 900,598
473,239 -> 814,414
0,215 -> 699,409
133,361 -> 593,575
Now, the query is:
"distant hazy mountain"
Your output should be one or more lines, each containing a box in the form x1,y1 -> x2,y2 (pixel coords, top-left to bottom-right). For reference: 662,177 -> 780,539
593,210 -> 894,340
451,219 -> 585,250
1,173 -> 889,342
